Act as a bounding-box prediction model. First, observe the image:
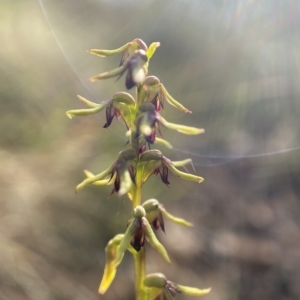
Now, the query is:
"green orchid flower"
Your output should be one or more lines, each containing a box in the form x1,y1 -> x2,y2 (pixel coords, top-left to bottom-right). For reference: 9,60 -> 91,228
66,92 -> 135,129
142,199 -> 193,233
76,149 -> 136,196
139,76 -> 191,113
144,273 -> 211,300
135,103 -> 204,148
87,39 -> 160,89
139,149 -> 204,185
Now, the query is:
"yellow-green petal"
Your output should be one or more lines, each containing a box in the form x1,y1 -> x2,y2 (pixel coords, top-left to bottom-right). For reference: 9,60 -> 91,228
142,217 -> 171,263
88,42 -> 130,57
66,105 -> 103,119
98,234 -> 124,294
114,219 -> 138,267
155,137 -> 173,149
77,95 -> 100,107
164,161 -> 204,183
147,42 -> 160,59
89,65 -> 126,82
75,166 -> 113,192
159,116 -> 205,135
66,96 -> 112,119
161,85 -> 191,113
171,159 -> 192,167
160,208 -> 193,227
176,285 -> 211,296
83,170 -> 113,186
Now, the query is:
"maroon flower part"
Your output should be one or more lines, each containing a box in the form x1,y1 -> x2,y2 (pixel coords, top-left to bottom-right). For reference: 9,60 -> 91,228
151,210 -> 165,233
117,50 -> 148,89
152,162 -> 170,186
135,103 -> 163,145
104,102 -> 122,128
129,218 -> 145,251
110,160 -> 136,196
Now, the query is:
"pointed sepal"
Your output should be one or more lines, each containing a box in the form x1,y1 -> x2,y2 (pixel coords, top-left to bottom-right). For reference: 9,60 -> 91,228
142,217 -> 171,263
99,234 -> 124,294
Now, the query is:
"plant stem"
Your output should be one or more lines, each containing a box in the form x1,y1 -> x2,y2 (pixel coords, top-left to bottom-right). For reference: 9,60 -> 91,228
132,166 -> 146,300
134,247 -> 146,300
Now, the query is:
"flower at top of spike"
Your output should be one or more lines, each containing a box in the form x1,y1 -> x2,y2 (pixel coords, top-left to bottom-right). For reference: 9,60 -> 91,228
87,39 -> 160,89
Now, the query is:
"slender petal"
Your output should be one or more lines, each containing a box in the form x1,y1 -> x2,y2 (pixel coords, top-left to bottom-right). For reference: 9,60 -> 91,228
162,157 -> 204,183
158,116 -> 205,135
146,42 -> 160,59
142,217 -> 171,263
88,43 -> 131,57
160,207 -> 193,227
99,234 -> 124,294
89,65 -> 126,82
176,285 -> 211,297
75,166 -> 113,192
66,97 -> 111,119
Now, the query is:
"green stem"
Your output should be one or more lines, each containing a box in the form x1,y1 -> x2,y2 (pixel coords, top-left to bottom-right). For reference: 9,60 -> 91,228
132,166 -> 146,300
131,85 -> 146,300
134,247 -> 146,300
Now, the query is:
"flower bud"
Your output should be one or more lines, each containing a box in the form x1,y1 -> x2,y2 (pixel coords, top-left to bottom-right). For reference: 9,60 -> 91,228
144,273 -> 167,288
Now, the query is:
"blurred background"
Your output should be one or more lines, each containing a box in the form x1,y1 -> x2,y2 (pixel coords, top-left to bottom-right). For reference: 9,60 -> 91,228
1,0 -> 300,299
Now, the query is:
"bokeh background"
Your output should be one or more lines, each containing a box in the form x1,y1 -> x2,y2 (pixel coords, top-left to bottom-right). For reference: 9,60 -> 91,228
1,0 -> 300,299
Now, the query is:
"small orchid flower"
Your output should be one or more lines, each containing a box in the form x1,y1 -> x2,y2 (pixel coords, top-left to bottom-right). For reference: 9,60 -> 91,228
139,76 -> 191,113
113,206 -> 170,264
75,149 -> 136,196
88,38 -> 159,65
142,199 -> 193,233
139,149 -> 204,186
135,103 -> 204,147
88,49 -> 148,89
144,273 -> 211,300
66,92 -> 135,129
87,39 -> 160,89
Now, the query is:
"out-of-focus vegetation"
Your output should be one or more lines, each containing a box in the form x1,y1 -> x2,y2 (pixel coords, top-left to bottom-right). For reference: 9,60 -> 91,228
1,0 -> 300,299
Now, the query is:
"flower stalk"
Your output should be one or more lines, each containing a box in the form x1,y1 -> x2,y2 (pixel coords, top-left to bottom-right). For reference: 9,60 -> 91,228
67,38 -> 210,300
